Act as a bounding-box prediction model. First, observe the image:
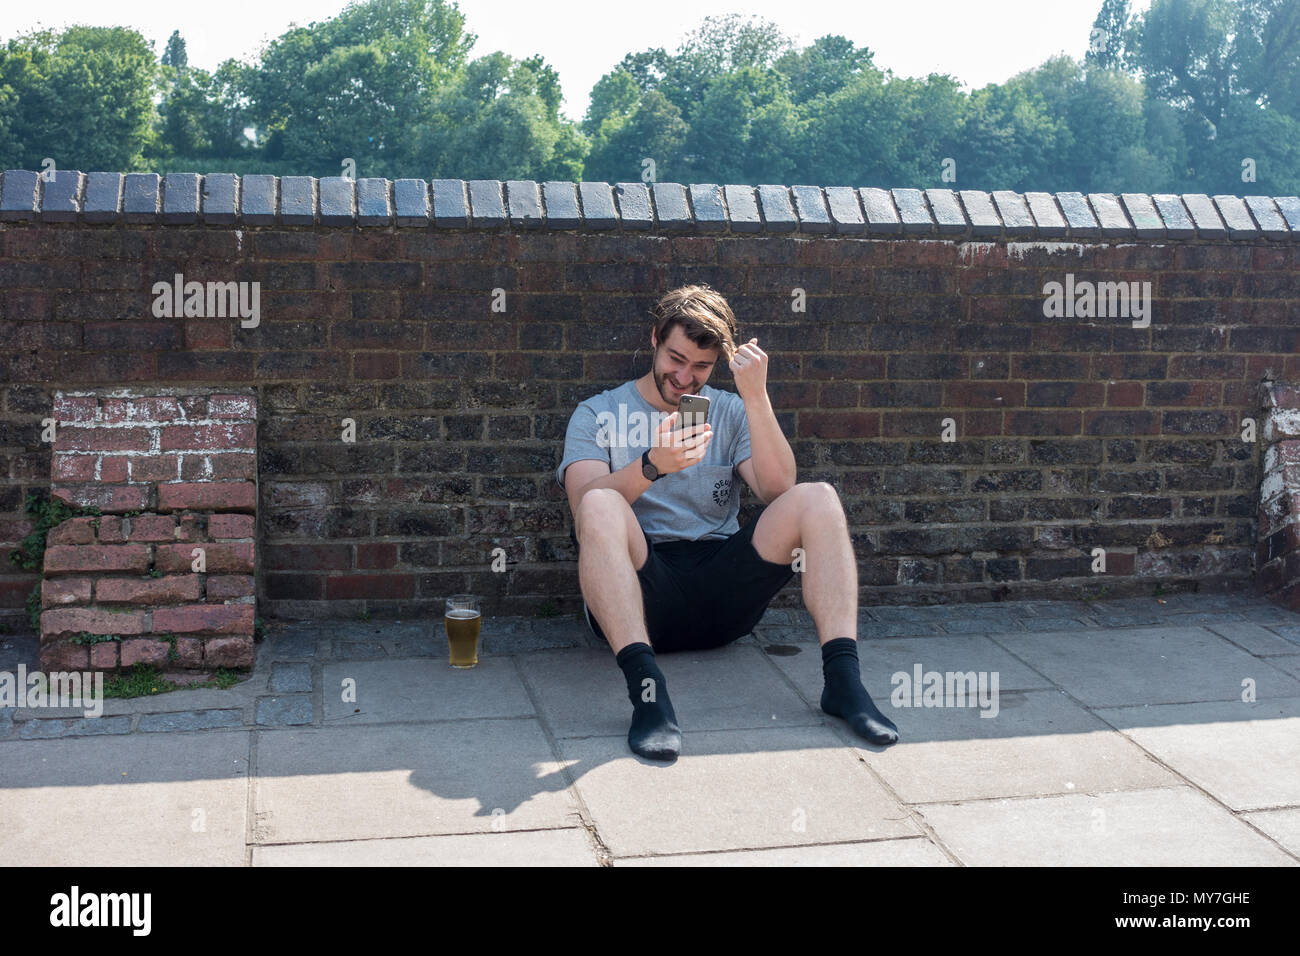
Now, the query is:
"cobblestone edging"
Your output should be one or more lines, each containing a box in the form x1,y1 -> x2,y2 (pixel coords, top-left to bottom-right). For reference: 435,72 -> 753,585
2,592 -> 1297,741
1,170 -> 1297,241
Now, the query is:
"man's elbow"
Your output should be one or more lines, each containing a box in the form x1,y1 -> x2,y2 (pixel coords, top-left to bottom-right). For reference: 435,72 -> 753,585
759,474 -> 796,504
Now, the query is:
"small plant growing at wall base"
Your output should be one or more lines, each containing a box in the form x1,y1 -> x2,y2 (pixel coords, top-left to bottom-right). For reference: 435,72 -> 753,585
104,664 -> 177,698
9,493 -> 102,632
104,663 -> 242,698
69,631 -> 119,645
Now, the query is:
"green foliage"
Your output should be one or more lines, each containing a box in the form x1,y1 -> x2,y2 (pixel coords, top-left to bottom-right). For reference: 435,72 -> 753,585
25,583 -> 41,633
9,492 -> 99,633
161,30 -> 187,70
150,59 -> 256,162
206,668 -> 240,690
9,492 -> 101,573
103,663 -> 242,697
69,631 -> 119,645
1085,0 -> 1136,72
0,25 -> 158,169
103,664 -> 177,698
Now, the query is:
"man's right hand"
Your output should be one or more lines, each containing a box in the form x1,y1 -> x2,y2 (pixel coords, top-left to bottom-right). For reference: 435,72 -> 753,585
647,411 -> 712,476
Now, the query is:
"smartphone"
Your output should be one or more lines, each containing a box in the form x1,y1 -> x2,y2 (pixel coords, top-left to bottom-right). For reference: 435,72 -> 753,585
674,393 -> 710,431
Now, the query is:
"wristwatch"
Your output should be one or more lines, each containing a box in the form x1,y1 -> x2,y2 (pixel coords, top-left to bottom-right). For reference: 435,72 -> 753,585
641,449 -> 662,482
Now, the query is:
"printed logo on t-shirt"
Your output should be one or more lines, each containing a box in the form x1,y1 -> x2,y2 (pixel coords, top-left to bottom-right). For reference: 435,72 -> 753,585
712,477 -> 733,507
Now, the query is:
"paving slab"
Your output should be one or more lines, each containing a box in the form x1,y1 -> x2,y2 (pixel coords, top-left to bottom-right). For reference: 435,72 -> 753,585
917,786 -> 1297,866
765,634 -> 1054,705
0,732 -> 249,865
1019,599 -> 1098,617
1095,698 -> 1300,811
1155,611 -> 1247,627
1238,608 -> 1300,625
253,828 -> 600,866
855,689 -> 1174,803
1206,622 -> 1300,657
256,631 -> 325,660
522,645 -> 820,739
98,672 -> 268,716
991,626 -> 1300,706
18,716 -> 131,737
1241,808 -> 1300,856
269,662 -> 312,692
1268,656 -> 1300,680
616,836 -> 952,866
252,721 -> 580,843
1017,616 -> 1096,631
561,726 -> 917,856
320,657 -> 535,724
1269,623 -> 1300,643
138,709 -> 244,732
255,694 -> 313,726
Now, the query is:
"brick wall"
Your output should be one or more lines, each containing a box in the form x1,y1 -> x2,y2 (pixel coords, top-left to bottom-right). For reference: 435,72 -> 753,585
0,171 -> 1297,625
37,389 -> 257,670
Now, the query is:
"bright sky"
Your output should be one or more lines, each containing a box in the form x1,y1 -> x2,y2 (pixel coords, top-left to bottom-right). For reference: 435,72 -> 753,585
7,0 -> 1151,123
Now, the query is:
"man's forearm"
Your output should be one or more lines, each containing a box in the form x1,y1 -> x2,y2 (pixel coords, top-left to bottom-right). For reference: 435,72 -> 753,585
745,394 -> 796,500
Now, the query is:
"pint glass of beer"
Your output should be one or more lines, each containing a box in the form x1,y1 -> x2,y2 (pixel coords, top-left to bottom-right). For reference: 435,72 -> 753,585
444,594 -> 481,668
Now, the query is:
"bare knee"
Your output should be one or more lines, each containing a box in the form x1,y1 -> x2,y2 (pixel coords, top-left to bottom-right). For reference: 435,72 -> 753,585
796,481 -> 845,521
576,487 -> 630,544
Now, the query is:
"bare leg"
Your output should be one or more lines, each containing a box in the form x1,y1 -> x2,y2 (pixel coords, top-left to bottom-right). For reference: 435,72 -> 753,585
575,488 -> 681,759
750,482 -> 857,644
575,488 -> 651,654
750,482 -> 898,745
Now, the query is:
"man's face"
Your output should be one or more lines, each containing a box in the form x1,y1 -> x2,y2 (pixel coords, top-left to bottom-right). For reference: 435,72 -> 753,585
650,324 -> 720,406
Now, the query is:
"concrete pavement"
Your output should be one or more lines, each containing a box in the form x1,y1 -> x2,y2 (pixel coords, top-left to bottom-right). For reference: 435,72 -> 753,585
2,591 -> 1299,866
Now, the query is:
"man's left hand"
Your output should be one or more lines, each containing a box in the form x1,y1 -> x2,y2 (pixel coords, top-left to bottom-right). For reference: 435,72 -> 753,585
729,337 -> 768,402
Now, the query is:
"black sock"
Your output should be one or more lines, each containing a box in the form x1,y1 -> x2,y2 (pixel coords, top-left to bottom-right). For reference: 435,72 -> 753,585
820,638 -> 899,746
615,642 -> 681,760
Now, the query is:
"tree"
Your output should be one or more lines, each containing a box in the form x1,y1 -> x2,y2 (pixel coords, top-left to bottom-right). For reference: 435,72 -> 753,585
0,26 -> 157,170
580,88 -> 687,182
248,0 -> 477,176
951,79 -> 1067,191
161,30 -> 187,70
1129,0 -> 1300,191
1085,0 -> 1134,72
774,34 -> 876,104
412,51 -> 587,180
680,65 -> 795,184
1230,0 -> 1300,120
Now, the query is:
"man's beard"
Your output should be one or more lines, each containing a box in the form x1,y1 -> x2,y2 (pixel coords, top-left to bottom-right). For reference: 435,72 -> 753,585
657,370 -> 697,405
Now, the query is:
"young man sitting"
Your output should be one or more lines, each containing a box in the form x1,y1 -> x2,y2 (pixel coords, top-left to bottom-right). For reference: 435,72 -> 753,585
556,285 -> 900,761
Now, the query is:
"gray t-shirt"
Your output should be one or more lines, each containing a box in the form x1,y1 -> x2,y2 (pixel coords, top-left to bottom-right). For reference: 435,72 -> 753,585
556,380 -> 752,543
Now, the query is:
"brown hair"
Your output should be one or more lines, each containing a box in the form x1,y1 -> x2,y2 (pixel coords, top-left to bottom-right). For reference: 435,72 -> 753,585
650,285 -> 739,364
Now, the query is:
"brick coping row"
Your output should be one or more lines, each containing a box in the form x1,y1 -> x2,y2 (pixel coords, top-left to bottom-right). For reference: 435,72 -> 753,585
0,169 -> 1297,241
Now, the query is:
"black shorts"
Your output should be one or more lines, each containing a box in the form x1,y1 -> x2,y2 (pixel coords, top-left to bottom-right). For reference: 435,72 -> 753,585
582,512 -> 796,653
